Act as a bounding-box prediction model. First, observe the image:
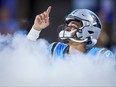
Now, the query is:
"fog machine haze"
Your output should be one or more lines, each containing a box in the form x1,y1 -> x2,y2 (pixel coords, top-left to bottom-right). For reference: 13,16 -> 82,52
0,33 -> 116,87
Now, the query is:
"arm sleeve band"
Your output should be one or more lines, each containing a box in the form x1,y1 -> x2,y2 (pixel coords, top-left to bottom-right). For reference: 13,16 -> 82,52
27,27 -> 41,41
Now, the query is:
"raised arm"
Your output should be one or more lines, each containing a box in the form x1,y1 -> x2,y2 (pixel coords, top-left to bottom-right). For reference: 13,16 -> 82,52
27,6 -> 52,41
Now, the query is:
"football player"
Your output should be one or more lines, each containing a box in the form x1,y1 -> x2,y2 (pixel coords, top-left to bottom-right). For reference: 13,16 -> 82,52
27,6 -> 115,60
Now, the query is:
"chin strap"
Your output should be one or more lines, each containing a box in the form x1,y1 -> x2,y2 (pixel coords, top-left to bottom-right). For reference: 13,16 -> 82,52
69,38 -> 88,43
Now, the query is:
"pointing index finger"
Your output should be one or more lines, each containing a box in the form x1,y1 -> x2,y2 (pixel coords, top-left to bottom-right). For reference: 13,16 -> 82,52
46,6 -> 52,15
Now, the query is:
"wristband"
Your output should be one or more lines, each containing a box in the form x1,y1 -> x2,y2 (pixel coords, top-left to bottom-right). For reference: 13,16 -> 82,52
27,27 -> 41,41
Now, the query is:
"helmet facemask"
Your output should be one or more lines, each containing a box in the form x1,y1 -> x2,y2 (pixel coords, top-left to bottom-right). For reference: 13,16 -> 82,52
59,18 -> 90,43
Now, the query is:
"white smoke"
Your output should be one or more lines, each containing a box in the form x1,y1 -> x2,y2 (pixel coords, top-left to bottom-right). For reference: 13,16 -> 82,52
0,33 -> 116,87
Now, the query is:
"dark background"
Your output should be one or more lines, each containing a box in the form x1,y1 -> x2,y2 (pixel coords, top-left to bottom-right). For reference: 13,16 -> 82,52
0,0 -> 116,50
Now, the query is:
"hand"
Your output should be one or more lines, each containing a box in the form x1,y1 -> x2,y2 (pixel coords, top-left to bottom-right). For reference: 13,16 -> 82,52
33,6 -> 51,31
